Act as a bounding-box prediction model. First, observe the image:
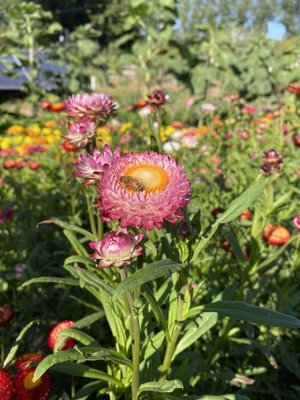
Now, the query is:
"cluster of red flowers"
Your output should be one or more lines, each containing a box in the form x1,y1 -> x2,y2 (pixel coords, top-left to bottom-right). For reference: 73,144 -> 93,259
3,159 -> 41,170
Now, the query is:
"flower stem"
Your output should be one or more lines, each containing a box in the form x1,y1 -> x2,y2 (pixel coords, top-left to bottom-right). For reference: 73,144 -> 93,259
160,279 -> 187,379
119,268 -> 140,400
83,188 -> 98,239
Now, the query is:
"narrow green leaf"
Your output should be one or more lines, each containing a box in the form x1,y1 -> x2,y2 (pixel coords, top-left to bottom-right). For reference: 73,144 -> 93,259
113,259 -> 184,299
74,381 -> 105,400
49,362 -> 123,386
64,230 -> 89,257
138,379 -> 183,395
72,312 -> 105,329
57,329 -> 99,347
74,265 -> 114,296
38,218 -> 95,241
33,346 -> 131,381
3,320 -> 38,368
64,255 -> 95,268
203,301 -> 300,328
22,277 -> 79,288
216,180 -> 265,224
192,179 -> 264,262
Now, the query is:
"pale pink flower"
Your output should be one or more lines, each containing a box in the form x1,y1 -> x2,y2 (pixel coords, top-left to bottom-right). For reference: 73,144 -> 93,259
63,117 -> 97,147
98,150 -> 191,230
73,144 -> 120,186
292,216 -> 300,229
89,230 -> 144,268
64,92 -> 118,121
201,103 -> 216,112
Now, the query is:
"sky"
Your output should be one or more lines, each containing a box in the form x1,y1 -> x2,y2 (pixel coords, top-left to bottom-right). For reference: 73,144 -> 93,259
266,21 -> 286,39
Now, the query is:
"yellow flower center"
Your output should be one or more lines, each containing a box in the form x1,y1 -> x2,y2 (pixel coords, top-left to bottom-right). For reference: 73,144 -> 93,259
24,372 -> 41,390
122,164 -> 168,193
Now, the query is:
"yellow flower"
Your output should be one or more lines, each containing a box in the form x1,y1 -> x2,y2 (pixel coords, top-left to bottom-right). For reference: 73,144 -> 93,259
97,127 -> 111,143
0,137 -> 11,149
160,125 -> 177,142
25,126 -> 41,137
44,120 -> 57,128
120,122 -> 133,133
42,128 -> 52,135
6,125 -> 25,135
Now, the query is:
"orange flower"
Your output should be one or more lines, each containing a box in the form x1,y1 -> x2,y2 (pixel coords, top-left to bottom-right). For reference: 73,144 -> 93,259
239,209 -> 252,221
44,120 -> 57,129
6,125 -> 25,135
262,224 -> 291,246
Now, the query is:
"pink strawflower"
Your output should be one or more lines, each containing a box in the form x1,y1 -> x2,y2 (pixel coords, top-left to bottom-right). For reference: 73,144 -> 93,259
64,92 -> 118,121
98,150 -> 191,230
243,105 -> 257,114
89,230 -> 144,268
292,216 -> 300,229
63,117 -> 97,147
73,144 -> 120,186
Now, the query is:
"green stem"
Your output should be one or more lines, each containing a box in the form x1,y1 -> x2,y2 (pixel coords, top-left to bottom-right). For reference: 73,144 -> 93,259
97,216 -> 104,241
160,280 -> 187,379
119,269 -> 140,400
83,188 -> 98,239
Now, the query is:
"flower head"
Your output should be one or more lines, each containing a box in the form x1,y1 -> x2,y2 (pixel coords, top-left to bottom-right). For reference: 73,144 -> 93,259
147,90 -> 169,107
64,92 -> 118,121
262,224 -> 291,246
286,83 -> 300,95
0,368 -> 15,400
48,320 -> 75,351
292,216 -> 300,229
15,367 -> 52,400
99,150 -> 191,230
0,208 -> 13,224
261,149 -> 283,173
89,230 -> 144,268
73,144 -> 121,186
63,117 -> 97,147
15,353 -> 45,371
0,306 -> 13,327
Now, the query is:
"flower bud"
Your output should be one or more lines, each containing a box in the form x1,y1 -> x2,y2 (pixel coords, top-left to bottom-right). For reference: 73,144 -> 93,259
147,90 -> 169,107
261,149 -> 283,173
176,220 -> 197,240
89,230 -> 144,268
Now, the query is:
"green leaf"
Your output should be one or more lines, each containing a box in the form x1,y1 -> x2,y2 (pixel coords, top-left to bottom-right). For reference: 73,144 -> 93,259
3,320 -> 38,368
113,259 -> 184,299
216,180 -> 265,224
192,179 -> 264,262
63,230 -> 89,257
57,329 -> 99,347
49,362 -> 123,386
22,277 -> 79,288
74,381 -> 105,400
33,346 -> 131,381
38,218 -> 95,241
72,312 -> 105,329
74,265 -> 114,297
203,301 -> 300,328
64,255 -> 95,268
138,379 -> 183,395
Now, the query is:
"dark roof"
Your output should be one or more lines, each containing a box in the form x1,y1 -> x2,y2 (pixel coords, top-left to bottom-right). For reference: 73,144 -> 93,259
0,54 -> 67,91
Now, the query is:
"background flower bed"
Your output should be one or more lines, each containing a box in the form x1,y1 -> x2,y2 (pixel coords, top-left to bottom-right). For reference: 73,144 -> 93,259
0,1 -> 300,399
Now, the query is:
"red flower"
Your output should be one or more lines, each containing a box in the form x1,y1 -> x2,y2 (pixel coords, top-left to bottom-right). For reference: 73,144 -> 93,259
48,320 -> 75,351
3,159 -> 16,169
262,224 -> 291,246
286,83 -> 300,95
49,102 -> 65,112
61,141 -> 80,152
238,209 -> 252,221
15,367 -> 52,400
15,353 -> 45,371
0,368 -> 15,400
0,306 -> 13,327
28,161 -> 41,170
39,101 -> 51,110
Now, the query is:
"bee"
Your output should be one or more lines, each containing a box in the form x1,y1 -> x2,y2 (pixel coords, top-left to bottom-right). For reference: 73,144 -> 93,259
119,176 -> 145,192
